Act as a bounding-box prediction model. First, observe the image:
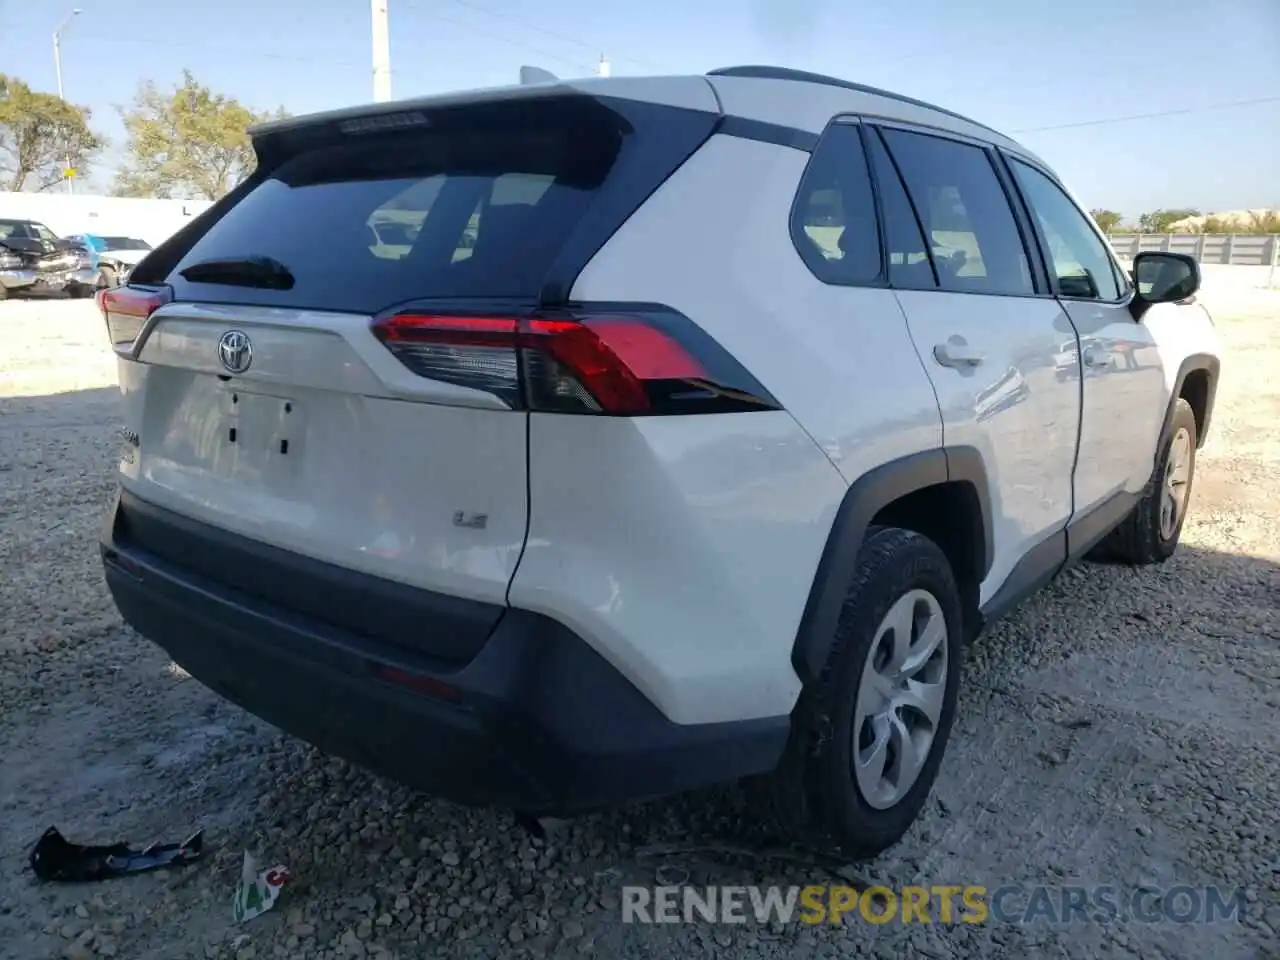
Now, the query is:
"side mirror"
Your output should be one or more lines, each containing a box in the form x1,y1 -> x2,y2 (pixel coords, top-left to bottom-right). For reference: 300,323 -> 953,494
1129,252 -> 1200,320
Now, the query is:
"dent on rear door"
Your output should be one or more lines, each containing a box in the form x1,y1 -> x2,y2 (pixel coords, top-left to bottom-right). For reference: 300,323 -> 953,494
895,289 -> 1081,604
1060,299 -> 1164,510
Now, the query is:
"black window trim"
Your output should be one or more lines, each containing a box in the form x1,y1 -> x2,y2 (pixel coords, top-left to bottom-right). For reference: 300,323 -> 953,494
996,149 -> 1134,308
863,124 -> 940,290
716,115 -> 819,152
787,117 -> 891,290
706,66 -> 1009,142
867,118 -> 1052,301
984,144 -> 1053,297
787,113 -> 1066,301
852,112 -> 1003,152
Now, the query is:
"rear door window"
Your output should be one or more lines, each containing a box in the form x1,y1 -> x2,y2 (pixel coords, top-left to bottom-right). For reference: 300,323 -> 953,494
879,128 -> 1034,297
166,101 -> 632,314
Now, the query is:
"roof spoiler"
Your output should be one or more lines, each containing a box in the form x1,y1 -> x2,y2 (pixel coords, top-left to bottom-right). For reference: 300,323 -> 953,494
519,66 -> 560,85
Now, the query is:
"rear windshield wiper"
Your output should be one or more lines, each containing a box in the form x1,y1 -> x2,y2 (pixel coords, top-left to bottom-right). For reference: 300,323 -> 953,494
179,255 -> 295,290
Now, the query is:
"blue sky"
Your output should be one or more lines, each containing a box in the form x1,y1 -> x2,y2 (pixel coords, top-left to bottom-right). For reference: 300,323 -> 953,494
2,0 -> 1278,218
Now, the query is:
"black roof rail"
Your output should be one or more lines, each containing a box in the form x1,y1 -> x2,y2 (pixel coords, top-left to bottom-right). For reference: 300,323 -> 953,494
706,65 -> 1005,138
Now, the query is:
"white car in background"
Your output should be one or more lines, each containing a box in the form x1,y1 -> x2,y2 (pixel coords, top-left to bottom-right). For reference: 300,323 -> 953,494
97,236 -> 154,273
67,235 -> 154,287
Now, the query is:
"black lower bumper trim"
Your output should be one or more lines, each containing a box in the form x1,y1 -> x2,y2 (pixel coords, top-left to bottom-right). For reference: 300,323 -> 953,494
114,488 -> 501,666
101,492 -> 790,813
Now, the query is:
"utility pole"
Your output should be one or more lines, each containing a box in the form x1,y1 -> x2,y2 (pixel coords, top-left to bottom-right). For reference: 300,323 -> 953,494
371,0 -> 392,102
53,8 -> 82,195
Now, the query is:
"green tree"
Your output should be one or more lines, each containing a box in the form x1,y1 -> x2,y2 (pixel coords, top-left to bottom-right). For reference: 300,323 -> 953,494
1137,208 -> 1200,234
112,71 -> 284,200
0,73 -> 103,191
1089,209 -> 1123,234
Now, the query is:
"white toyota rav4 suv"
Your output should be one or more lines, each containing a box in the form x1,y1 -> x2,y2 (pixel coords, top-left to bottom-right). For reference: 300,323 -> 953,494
98,66 -> 1221,859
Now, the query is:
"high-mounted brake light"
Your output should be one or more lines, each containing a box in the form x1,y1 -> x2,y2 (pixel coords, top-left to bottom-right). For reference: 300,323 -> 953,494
371,307 -> 779,416
98,286 -> 172,351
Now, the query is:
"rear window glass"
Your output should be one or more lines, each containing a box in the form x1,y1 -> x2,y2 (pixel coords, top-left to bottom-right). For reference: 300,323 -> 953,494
169,110 -> 624,314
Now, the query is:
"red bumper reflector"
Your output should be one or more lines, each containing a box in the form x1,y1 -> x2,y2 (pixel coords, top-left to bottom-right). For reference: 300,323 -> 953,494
373,664 -> 462,701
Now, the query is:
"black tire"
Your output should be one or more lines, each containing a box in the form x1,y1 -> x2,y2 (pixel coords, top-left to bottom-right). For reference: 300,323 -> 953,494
1092,398 -> 1197,565
753,526 -> 964,860
0,284 -> 8,301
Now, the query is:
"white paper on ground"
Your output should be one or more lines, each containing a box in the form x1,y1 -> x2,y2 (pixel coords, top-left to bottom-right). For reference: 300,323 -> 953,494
232,851 -> 291,924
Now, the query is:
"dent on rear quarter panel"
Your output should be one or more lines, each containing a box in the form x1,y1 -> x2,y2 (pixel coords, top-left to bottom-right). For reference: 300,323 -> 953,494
510,135 -> 941,726
507,410 -> 848,726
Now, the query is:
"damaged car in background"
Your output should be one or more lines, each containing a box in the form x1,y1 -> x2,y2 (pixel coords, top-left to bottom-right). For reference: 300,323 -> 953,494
67,234 -> 154,288
0,218 -> 120,300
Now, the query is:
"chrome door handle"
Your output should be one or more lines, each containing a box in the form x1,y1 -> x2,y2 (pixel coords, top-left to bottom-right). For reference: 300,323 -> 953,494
1083,345 -> 1113,368
933,337 -> 986,368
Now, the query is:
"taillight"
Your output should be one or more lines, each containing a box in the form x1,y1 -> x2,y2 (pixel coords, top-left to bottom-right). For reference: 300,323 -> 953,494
371,306 -> 780,416
98,286 -> 172,351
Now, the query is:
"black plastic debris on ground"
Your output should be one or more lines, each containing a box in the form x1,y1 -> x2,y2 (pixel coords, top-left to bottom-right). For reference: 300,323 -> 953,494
29,826 -> 203,882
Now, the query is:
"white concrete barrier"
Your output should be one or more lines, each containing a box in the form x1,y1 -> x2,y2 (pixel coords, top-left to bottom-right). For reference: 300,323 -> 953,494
0,193 -> 213,247
1116,259 -> 1277,291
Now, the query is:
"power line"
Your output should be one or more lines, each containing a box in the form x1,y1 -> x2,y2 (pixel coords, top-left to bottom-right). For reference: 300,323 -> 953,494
447,0 -> 602,52
7,9 -> 1278,137
440,0 -> 658,69
1009,96 -> 1280,133
397,0 -> 597,74
56,5 -> 633,83
10,25 -> 370,69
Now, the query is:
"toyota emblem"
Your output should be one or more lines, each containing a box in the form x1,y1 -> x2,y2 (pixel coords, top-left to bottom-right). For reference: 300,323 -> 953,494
217,330 -> 253,374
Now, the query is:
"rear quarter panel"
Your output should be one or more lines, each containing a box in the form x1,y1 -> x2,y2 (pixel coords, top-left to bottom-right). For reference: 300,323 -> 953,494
506,133 -> 943,725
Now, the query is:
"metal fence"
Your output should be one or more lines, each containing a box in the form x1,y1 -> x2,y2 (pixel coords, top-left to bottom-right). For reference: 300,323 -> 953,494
1108,233 -> 1280,267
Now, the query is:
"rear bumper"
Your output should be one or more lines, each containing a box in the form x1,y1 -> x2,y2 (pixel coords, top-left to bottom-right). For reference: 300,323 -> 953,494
100,491 -> 789,813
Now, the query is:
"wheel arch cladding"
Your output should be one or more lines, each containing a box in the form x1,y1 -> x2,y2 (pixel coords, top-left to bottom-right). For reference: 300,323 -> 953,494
1171,354 -> 1219,449
790,447 -> 993,685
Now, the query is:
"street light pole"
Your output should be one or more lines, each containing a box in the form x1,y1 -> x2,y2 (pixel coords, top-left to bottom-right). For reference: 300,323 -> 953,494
371,0 -> 392,102
53,8 -> 81,195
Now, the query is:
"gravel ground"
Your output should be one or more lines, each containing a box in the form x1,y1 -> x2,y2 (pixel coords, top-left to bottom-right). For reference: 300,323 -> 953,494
0,289 -> 1277,960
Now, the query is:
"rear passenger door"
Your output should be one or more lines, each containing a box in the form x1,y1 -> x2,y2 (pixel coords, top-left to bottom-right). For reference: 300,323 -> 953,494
867,124 -> 1083,609
1003,157 -> 1164,551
